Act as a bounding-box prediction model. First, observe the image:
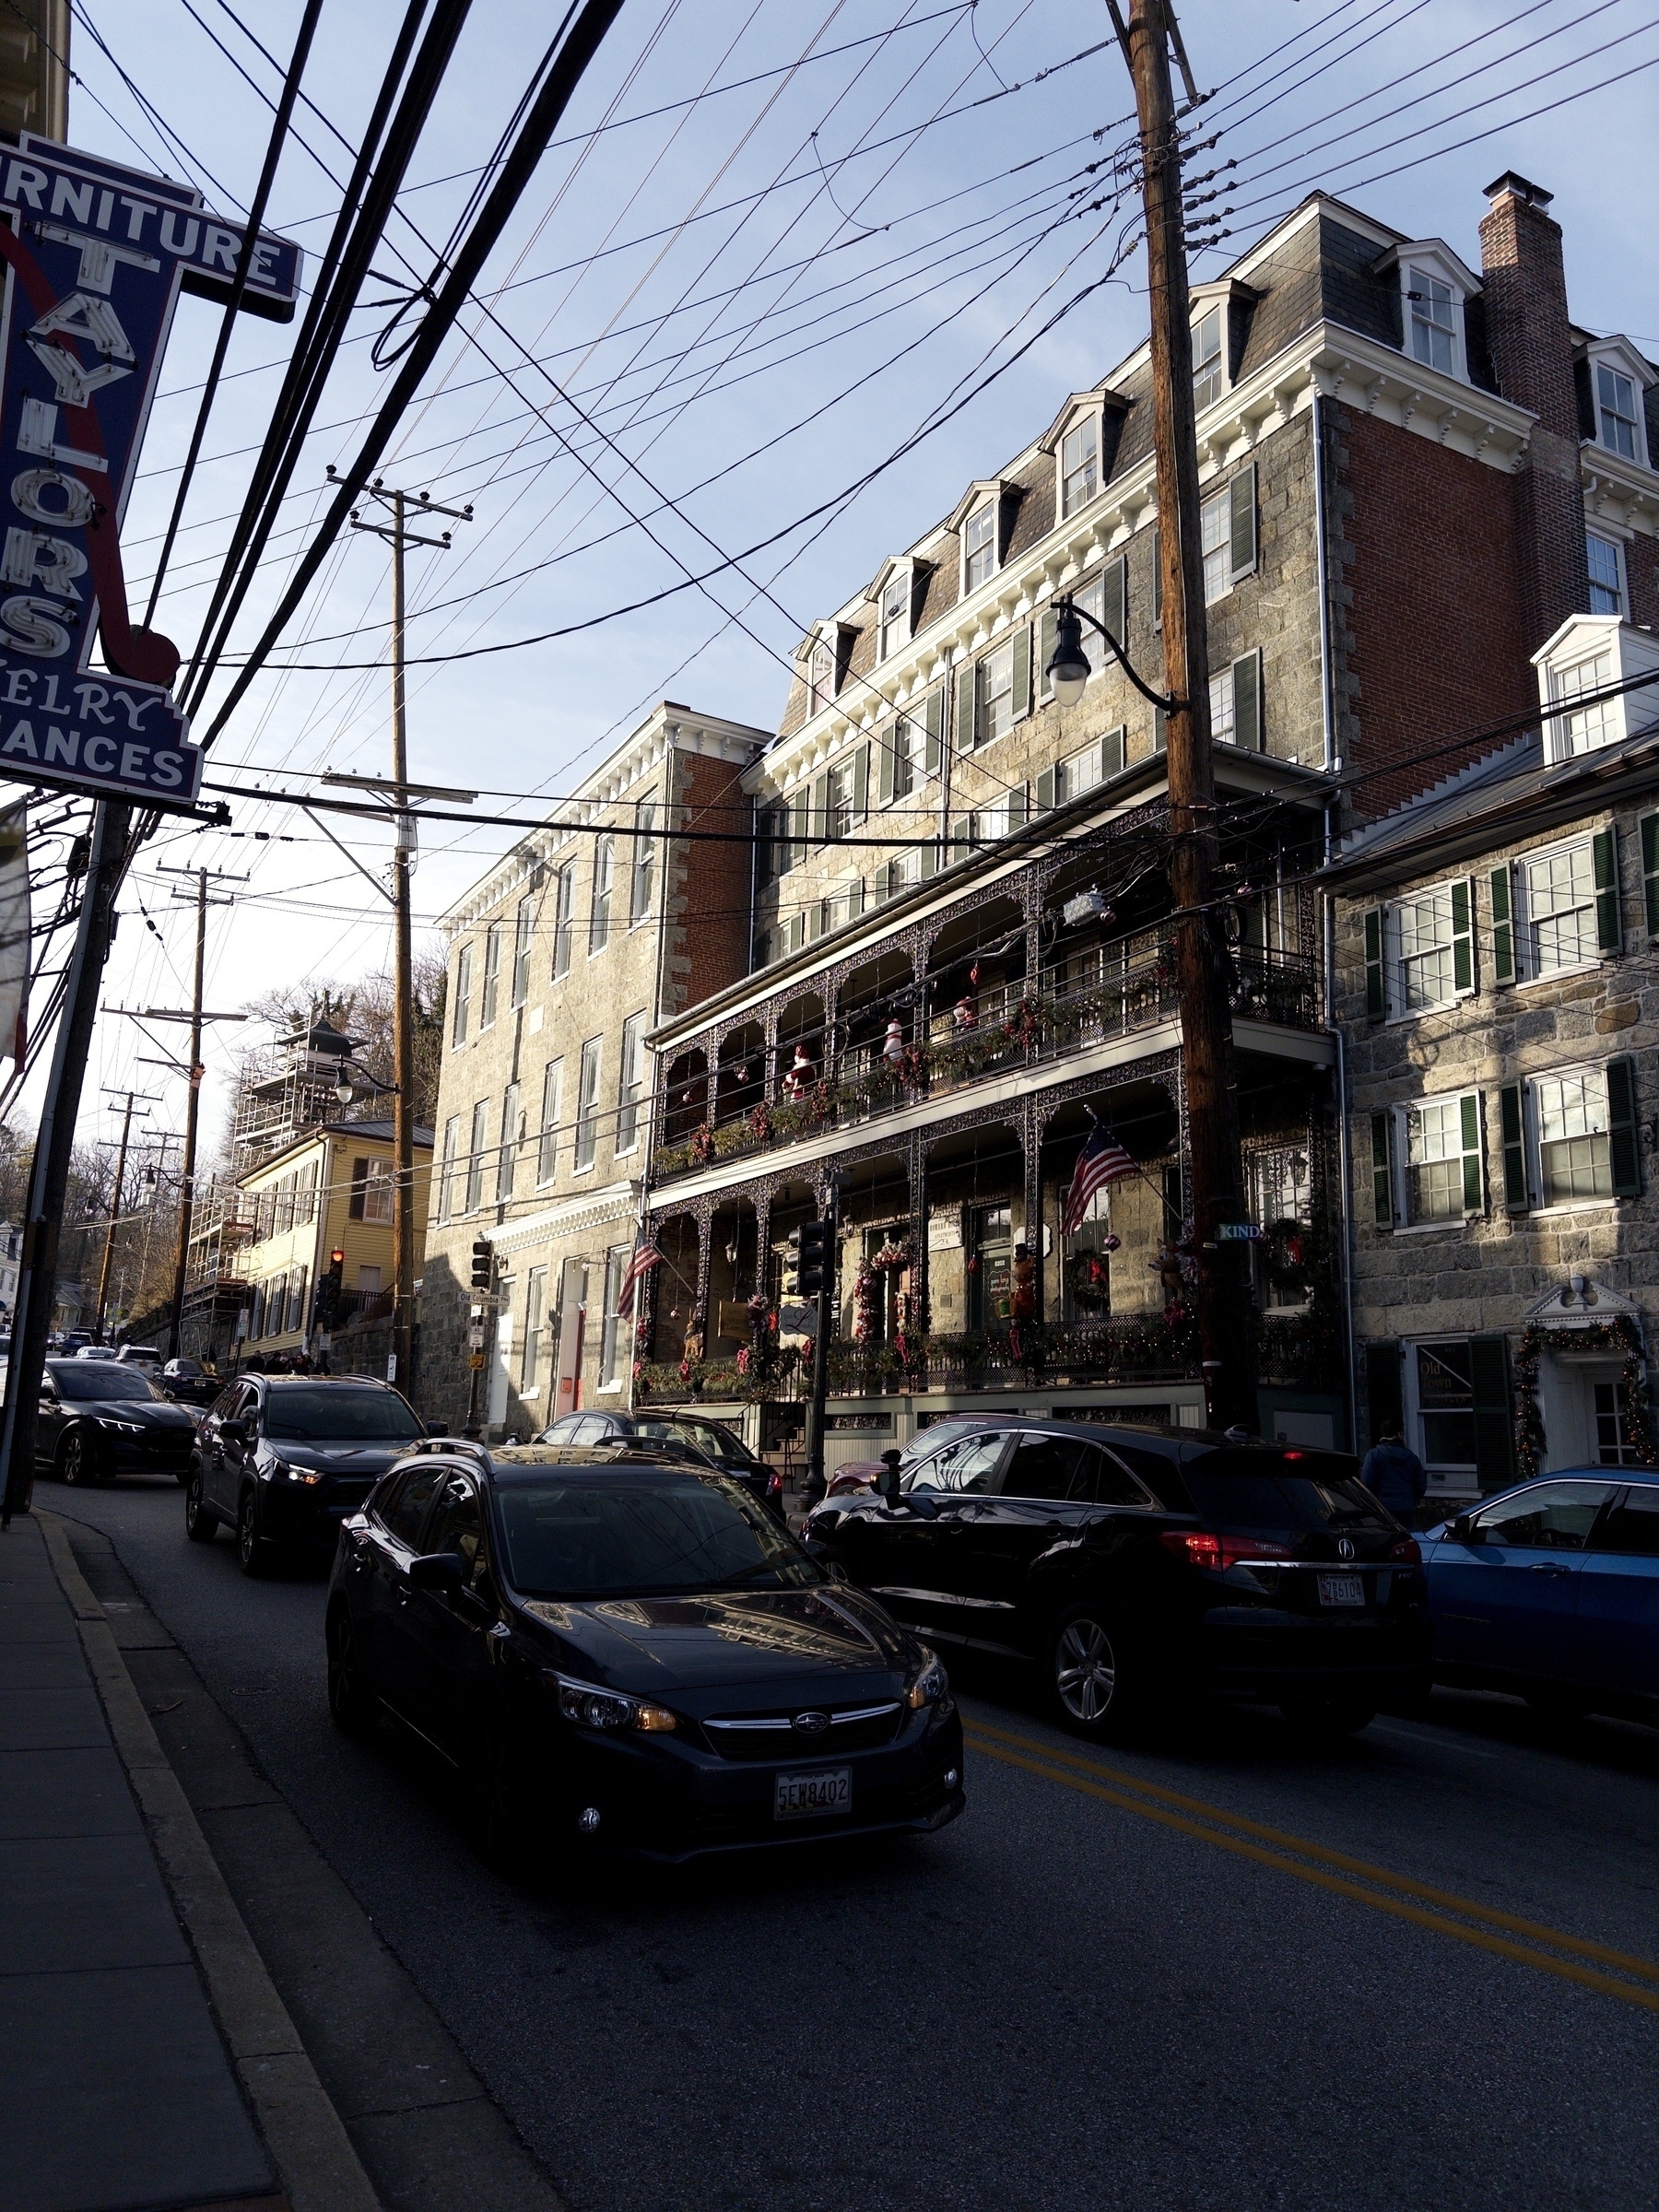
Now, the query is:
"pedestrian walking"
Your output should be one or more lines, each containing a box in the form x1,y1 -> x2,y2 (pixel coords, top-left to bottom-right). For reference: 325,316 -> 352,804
1359,1418 -> 1429,1526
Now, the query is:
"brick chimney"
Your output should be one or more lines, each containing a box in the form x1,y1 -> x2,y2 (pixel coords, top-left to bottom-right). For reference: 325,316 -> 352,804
1477,171 -> 1588,649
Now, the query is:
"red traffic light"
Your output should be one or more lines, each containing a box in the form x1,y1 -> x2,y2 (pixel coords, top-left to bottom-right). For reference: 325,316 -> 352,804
330,1248 -> 346,1266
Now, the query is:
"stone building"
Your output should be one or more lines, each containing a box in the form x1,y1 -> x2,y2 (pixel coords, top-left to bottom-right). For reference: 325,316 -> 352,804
421,701 -> 769,1437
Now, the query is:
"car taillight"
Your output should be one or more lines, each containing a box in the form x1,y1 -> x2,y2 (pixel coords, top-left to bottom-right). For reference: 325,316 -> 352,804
1159,1529 -> 1293,1571
1387,1536 -> 1421,1563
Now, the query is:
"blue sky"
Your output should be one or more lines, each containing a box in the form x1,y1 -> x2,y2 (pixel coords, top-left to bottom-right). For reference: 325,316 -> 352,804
43,0 -> 1659,1162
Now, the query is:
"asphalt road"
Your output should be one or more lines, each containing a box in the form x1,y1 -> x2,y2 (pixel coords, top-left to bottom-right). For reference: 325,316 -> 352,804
39,1466 -> 1659,2212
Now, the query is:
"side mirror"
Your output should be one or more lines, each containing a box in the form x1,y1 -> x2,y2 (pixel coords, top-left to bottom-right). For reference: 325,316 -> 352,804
877,1453 -> 902,1507
220,1418 -> 248,1448
1447,1513 -> 1477,1543
824,1559 -> 850,1585
408,1551 -> 465,1592
427,1419 -> 447,1436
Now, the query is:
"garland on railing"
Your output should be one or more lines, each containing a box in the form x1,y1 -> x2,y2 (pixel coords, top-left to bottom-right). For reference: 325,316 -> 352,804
1512,1313 -> 1655,1482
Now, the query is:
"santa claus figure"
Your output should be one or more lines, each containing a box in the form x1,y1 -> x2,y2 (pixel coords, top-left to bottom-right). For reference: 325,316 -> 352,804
953,994 -> 977,1032
882,1018 -> 905,1070
782,1042 -> 816,1101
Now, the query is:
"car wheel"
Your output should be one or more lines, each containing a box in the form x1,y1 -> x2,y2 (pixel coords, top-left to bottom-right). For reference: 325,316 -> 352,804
236,1489 -> 276,1578
58,1428 -> 97,1487
1281,1697 -> 1376,1741
184,1470 -> 218,1544
1047,1605 -> 1142,1739
325,1609 -> 374,1735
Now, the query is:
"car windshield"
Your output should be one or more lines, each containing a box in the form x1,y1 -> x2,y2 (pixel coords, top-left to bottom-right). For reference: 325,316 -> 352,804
51,1362 -> 159,1402
632,1416 -> 751,1463
1182,1450 -> 1394,1535
261,1386 -> 423,1441
494,1470 -> 817,1598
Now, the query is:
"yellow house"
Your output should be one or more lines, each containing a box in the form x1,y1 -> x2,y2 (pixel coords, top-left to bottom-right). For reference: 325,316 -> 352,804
232,1117 -> 433,1359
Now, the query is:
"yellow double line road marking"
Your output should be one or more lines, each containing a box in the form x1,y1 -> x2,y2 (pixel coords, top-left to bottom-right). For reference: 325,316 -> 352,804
963,1717 -> 1659,2014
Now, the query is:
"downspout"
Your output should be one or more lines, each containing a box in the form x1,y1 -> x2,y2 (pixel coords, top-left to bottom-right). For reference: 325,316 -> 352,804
1312,394 -> 1359,1452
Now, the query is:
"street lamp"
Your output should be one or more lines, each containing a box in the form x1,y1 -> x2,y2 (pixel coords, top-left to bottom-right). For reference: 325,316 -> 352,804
1042,594 -> 1180,714
333,1059 -> 398,1108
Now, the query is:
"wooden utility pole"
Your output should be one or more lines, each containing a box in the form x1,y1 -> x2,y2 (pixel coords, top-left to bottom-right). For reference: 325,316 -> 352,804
93,1088 -> 156,1341
1118,0 -> 1256,1430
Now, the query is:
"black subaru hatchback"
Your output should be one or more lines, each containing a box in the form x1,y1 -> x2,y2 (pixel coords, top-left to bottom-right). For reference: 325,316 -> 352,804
804,1421 -> 1430,1738
325,1442 -> 965,1865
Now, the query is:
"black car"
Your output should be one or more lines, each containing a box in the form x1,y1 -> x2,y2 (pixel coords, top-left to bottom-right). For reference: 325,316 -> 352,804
36,1358 -> 199,1484
804,1421 -> 1431,1739
325,1441 -> 965,1865
160,1357 -> 222,1408
536,1409 -> 782,1515
186,1374 -> 432,1574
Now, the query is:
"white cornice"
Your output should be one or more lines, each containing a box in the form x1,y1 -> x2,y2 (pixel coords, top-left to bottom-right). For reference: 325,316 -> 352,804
456,1178 -> 640,1257
1582,449 -> 1659,540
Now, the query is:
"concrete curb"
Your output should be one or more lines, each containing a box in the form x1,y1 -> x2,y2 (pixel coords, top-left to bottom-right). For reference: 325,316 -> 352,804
36,1510 -> 383,2212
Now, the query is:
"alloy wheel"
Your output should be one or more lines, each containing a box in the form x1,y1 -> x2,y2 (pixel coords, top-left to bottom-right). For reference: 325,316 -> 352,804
184,1471 -> 217,1543
237,1491 -> 269,1577
60,1430 -> 88,1487
1055,1617 -> 1117,1724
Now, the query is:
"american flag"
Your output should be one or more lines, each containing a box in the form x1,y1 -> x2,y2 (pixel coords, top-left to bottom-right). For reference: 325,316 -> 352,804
1061,1125 -> 1137,1236
614,1239 -> 663,1320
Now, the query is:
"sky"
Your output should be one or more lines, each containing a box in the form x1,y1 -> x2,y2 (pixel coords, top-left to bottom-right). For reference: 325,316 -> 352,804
22,0 -> 1659,1178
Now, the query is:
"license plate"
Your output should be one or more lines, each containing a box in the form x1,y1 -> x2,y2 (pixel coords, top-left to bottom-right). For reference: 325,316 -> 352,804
774,1768 -> 852,1821
1317,1573 -> 1365,1607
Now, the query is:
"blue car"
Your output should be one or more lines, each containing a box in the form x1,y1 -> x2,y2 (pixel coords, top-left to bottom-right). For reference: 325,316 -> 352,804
1421,1468 -> 1659,1723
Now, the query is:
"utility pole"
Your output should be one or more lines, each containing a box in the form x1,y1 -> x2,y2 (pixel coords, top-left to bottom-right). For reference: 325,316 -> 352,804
1113,0 -> 1256,1431
93,1088 -> 157,1342
340,477 -> 472,1395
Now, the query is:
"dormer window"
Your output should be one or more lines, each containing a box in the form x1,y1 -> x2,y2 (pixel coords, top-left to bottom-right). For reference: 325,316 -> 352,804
879,572 -> 910,659
1379,241 -> 1477,386
1597,363 -> 1641,459
1060,416 -> 1099,515
1193,308 -> 1224,408
1533,612 -> 1659,766
963,501 -> 997,593
1408,268 -> 1455,373
807,638 -> 835,714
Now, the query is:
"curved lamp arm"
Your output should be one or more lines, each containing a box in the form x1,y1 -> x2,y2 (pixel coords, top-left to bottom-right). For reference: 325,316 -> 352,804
1046,594 -> 1182,715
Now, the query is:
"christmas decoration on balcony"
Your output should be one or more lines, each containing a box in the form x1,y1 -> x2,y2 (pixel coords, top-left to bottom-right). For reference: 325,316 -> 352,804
953,994 -> 978,1031
782,1042 -> 817,1100
1065,1246 -> 1117,1310
1261,1217 -> 1312,1301
689,1124 -> 715,1168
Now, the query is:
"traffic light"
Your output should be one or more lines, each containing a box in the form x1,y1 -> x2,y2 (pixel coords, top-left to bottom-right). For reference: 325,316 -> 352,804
314,1247 -> 346,1329
470,1238 -> 494,1292
794,1218 -> 830,1299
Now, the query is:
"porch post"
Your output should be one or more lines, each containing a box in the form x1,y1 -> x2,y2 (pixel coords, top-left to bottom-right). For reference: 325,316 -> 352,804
1023,1099 -> 1044,1324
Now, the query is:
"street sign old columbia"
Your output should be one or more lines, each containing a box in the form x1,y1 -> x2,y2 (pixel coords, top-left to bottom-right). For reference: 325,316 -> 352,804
0,135 -> 300,810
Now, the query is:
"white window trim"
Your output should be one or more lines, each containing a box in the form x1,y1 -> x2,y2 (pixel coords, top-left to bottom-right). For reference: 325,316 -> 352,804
1191,301 -> 1227,412
1585,529 -> 1630,618
960,499 -> 1000,597
1513,832 -> 1604,987
1402,1335 -> 1481,1489
1377,242 -> 1477,388
1520,1059 -> 1623,1216
1585,340 -> 1653,471
1384,1088 -> 1486,1230
1056,406 -> 1104,520
1382,880 -> 1477,1024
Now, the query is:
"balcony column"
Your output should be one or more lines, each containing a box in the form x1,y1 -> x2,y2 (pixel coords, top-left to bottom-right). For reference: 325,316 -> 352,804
753,1191 -> 772,1310
907,1130 -> 929,1362
763,1007 -> 780,1099
691,1197 -> 713,1350
1022,1098 -> 1043,1325
1021,874 -> 1043,1012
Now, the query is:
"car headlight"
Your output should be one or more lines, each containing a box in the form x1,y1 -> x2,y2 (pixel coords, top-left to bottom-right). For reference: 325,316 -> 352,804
98,1418 -> 146,1434
270,1458 -> 324,1485
906,1649 -> 948,1710
548,1671 -> 677,1734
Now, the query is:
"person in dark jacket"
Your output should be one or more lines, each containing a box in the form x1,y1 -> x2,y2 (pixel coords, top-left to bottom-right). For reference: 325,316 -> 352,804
1359,1420 -> 1429,1524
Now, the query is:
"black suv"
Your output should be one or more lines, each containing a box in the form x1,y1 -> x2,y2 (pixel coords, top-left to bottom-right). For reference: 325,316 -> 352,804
805,1421 -> 1430,1738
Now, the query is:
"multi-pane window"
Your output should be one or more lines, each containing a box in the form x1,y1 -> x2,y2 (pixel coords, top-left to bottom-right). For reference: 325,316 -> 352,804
824,759 -> 855,843
551,863 -> 574,978
1192,307 -> 1223,408
1597,363 -> 1640,459
438,1115 -> 459,1221
1534,1068 -> 1614,1203
1060,415 -> 1099,514
287,1268 -> 308,1335
599,1244 -> 629,1387
615,1013 -> 645,1156
361,1159 -> 394,1225
1595,1381 -> 1641,1465
1518,841 -> 1598,975
465,1100 -> 488,1214
1546,652 -> 1616,762
963,501 -> 996,593
512,893 -> 534,1006
479,923 -> 501,1027
879,573 -> 909,659
1409,267 -> 1455,372
451,944 -> 472,1044
629,800 -> 655,925
1587,533 -> 1625,617
590,836 -> 614,954
1201,488 -> 1231,603
1063,739 -> 1106,801
499,1080 -> 521,1200
1416,1342 -> 1476,1471
1208,666 -> 1235,746
522,1266 -> 547,1391
977,641 -> 1015,745
886,716 -> 920,801
1395,885 -> 1464,1011
808,640 -> 834,713
537,1060 -> 561,1184
573,1037 -> 602,1171
1404,1094 -> 1481,1222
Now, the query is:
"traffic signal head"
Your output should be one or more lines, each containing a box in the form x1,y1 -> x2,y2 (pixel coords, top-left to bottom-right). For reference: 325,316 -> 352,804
795,1218 -> 830,1299
470,1238 -> 493,1291
329,1248 -> 345,1272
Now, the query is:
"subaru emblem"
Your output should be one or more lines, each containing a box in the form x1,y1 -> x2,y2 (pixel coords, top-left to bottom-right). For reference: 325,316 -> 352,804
1337,1536 -> 1355,1561
793,1711 -> 830,1735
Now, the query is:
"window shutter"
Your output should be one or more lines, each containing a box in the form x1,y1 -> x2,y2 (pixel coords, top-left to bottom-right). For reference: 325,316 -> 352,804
1036,766 -> 1056,813
920,837 -> 936,880
1460,1092 -> 1484,1214
1364,909 -> 1385,1018
787,789 -> 808,872
1489,865 -> 1513,982
1231,649 -> 1262,751
1363,1339 -> 1403,1450
852,743 -> 869,822
1006,783 -> 1028,831
811,771 -> 831,846
1499,1083 -> 1528,1211
1153,705 -> 1167,753
1370,1112 -> 1393,1227
846,876 -> 865,919
1229,461 -> 1258,580
1011,625 -> 1032,721
1152,526 -> 1161,625
954,660 -> 976,752
924,687 -> 944,774
1103,725 -> 1125,779
950,815 -> 972,862
1469,1335 -> 1515,1493
877,727 -> 895,806
1594,826 -> 1621,952
347,1159 -> 368,1221
1641,812 -> 1659,936
1039,605 -> 1056,699
1103,553 -> 1127,647
1452,877 -> 1474,993
787,912 -> 806,953
1607,1055 -> 1641,1195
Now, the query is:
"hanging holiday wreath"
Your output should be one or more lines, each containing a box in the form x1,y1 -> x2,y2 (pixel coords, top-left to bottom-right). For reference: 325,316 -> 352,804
1261,1217 -> 1312,1300
689,1124 -> 715,1168
1065,1249 -> 1114,1310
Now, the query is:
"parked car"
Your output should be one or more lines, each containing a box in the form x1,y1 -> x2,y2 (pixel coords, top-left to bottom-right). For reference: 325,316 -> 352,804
185,1374 -> 432,1574
160,1357 -> 221,1407
114,1345 -> 163,1375
325,1440 -> 964,1865
36,1358 -> 198,1485
825,1412 -> 1026,1498
804,1421 -> 1430,1739
1421,1468 -> 1659,1724
535,1409 -> 783,1515
56,1331 -> 92,1354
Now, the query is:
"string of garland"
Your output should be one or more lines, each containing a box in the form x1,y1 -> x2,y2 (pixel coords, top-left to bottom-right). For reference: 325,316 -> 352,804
1512,1314 -> 1657,1481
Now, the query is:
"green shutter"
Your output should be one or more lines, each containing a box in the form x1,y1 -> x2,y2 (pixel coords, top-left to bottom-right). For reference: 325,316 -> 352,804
1594,826 -> 1621,952
1011,625 -> 1032,721
1607,1055 -> 1641,1195
1006,784 -> 1028,831
877,726 -> 895,805
1469,1335 -> 1514,1493
1103,554 -> 1127,647
1364,1340 -> 1403,1450
1489,866 -> 1513,982
954,661 -> 976,752
1036,766 -> 1056,813
1232,649 -> 1262,751
787,790 -> 808,872
787,912 -> 806,953
852,743 -> 869,822
924,687 -> 944,774
1364,909 -> 1385,1018
1452,877 -> 1474,993
811,771 -> 831,846
1642,813 -> 1659,936
1499,1083 -> 1528,1211
920,836 -> 937,880
950,815 -> 972,863
1229,461 -> 1257,580
1039,605 -> 1056,700
1460,1092 -> 1483,1214
1371,1111 -> 1393,1227
1103,725 -> 1125,779
1152,526 -> 1161,626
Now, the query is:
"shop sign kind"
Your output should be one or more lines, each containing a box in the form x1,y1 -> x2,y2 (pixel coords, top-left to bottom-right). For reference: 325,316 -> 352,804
0,135 -> 300,809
